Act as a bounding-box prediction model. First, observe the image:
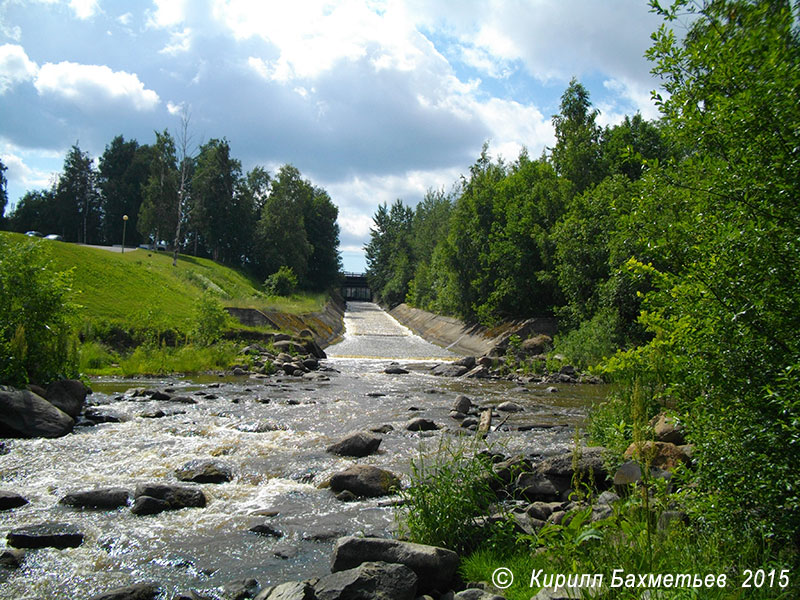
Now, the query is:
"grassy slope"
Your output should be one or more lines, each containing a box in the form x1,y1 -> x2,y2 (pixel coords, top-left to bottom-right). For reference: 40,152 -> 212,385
1,232 -> 326,331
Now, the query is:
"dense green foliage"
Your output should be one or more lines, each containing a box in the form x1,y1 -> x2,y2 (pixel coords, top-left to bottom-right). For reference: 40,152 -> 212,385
0,235 -> 78,385
264,265 -> 299,296
389,0 -> 800,571
4,133 -> 341,291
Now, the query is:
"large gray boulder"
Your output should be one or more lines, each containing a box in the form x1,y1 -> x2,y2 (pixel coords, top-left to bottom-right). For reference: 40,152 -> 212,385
0,388 -> 74,438
535,446 -> 609,493
0,490 -> 29,510
328,465 -> 400,498
431,364 -> 469,377
59,487 -> 130,509
44,379 -> 90,418
176,459 -> 234,484
315,561 -> 417,600
254,581 -> 316,600
131,483 -> 206,515
331,536 -> 459,595
326,432 -> 382,457
87,583 -> 162,600
7,522 -> 84,549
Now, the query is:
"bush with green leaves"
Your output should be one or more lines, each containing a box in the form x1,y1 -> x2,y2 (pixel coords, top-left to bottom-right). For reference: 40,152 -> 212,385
263,265 -> 298,297
193,292 -> 230,344
0,236 -> 78,385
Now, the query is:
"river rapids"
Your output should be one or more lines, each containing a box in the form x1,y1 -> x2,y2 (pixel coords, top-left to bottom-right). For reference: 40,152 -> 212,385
0,302 -> 607,599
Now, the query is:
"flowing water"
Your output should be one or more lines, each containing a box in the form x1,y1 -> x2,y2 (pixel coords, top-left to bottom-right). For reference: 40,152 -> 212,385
0,302 -> 608,599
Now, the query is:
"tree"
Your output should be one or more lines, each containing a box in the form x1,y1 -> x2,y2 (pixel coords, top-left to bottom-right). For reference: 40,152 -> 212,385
172,107 -> 195,266
365,199 -> 414,306
192,138 -> 245,264
7,189 -> 59,234
623,0 -> 800,541
138,130 -> 178,247
98,135 -> 150,247
551,79 -> 604,196
302,187 -> 341,290
255,165 -> 313,280
55,144 -> 100,243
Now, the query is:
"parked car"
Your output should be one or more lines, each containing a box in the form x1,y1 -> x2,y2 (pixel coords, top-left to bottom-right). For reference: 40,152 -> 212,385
44,234 -> 63,241
25,231 -> 43,237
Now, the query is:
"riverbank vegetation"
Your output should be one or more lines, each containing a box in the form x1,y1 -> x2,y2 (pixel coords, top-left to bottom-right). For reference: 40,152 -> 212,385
0,231 -> 328,382
392,0 -> 800,595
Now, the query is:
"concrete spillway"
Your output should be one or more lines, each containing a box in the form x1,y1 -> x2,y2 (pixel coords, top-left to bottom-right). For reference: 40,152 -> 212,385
325,302 -> 456,360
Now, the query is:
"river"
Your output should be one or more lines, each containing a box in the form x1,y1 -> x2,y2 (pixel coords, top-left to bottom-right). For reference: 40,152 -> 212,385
0,302 -> 607,599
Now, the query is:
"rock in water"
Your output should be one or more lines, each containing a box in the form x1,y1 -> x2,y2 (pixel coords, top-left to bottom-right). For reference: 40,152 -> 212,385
328,465 -> 401,498
87,583 -> 162,600
326,431 -> 382,457
44,379 -> 90,418
331,536 -> 459,595
254,581 -> 316,600
497,401 -> 523,412
59,488 -> 130,509
452,395 -> 472,413
0,388 -> 74,438
0,490 -> 29,510
405,418 -> 439,432
175,459 -> 234,484
7,522 -> 84,549
131,483 -> 206,515
314,561 -> 417,600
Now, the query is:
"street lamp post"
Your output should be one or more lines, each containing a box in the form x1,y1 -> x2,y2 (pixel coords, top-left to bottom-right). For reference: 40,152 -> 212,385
122,215 -> 128,253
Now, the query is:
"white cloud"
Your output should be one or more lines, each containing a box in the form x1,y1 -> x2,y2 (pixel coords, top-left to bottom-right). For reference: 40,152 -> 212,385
0,44 -> 39,94
160,27 -> 192,55
69,0 -> 99,20
34,61 -> 160,111
0,140 -> 60,197
147,0 -> 190,28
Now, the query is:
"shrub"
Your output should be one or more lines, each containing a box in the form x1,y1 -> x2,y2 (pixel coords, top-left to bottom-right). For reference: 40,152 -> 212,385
193,292 -> 230,345
0,236 -> 78,385
397,439 -> 505,554
551,308 -> 620,371
264,265 -> 298,296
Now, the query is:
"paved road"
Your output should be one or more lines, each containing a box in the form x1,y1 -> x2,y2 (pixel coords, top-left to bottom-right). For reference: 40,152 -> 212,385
326,301 -> 456,360
75,243 -> 140,253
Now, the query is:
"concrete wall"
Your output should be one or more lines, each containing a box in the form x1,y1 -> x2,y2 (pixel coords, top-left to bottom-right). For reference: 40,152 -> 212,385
389,303 -> 558,357
225,295 -> 345,348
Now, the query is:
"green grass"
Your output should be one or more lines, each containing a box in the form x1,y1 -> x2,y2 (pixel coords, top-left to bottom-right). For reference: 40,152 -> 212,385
1,232 -> 325,331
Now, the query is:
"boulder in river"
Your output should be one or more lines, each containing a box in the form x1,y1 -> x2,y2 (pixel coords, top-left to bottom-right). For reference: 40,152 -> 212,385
7,522 -> 84,549
452,395 -> 472,414
59,487 -> 130,509
331,536 -> 459,595
383,365 -> 409,375
497,401 -> 524,413
431,364 -> 468,377
328,465 -> 401,498
314,560 -> 417,600
254,580 -> 316,600
0,490 -> 29,510
87,583 -> 162,600
175,459 -> 234,484
131,483 -> 206,515
326,431 -> 382,457
406,418 -> 439,432
44,379 -> 90,418
0,387 -> 74,438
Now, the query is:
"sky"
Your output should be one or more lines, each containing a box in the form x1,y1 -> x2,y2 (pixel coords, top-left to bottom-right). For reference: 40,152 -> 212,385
0,0 -> 667,272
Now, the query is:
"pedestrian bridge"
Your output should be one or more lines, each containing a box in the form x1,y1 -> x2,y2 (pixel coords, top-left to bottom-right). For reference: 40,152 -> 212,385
341,272 -> 372,301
